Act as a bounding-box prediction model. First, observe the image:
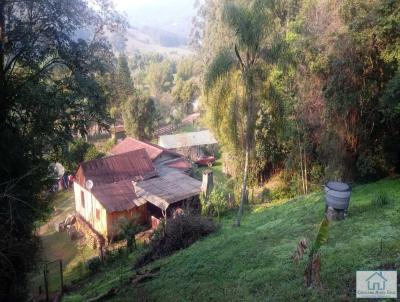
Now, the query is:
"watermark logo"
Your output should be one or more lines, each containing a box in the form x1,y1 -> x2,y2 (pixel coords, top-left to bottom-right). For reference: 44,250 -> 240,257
356,271 -> 397,298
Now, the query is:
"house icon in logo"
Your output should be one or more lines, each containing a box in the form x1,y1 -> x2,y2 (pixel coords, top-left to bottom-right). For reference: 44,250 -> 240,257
366,271 -> 388,290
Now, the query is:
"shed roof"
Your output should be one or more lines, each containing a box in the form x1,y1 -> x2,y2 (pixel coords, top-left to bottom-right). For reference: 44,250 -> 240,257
91,180 -> 146,212
166,158 -> 192,170
75,148 -> 157,188
110,137 -> 180,160
158,130 -> 218,149
133,171 -> 202,211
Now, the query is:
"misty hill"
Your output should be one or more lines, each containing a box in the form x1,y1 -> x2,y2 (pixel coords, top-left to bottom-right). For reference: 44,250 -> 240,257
141,26 -> 187,47
115,0 -> 196,39
108,27 -> 193,58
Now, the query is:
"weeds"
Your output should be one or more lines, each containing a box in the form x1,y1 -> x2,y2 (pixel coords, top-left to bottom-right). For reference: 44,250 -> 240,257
371,192 -> 392,207
135,214 -> 219,268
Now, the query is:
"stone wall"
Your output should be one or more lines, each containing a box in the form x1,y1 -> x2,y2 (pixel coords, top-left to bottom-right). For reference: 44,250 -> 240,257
75,214 -> 105,249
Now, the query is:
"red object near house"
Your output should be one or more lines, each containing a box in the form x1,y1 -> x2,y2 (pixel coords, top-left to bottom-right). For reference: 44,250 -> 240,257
68,174 -> 75,187
195,156 -> 216,167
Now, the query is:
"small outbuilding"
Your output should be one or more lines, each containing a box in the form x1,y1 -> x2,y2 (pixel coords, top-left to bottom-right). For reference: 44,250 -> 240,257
158,130 -> 218,160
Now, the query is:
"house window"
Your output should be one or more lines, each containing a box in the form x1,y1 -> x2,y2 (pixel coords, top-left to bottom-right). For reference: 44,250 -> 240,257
81,191 -> 85,208
96,209 -> 100,220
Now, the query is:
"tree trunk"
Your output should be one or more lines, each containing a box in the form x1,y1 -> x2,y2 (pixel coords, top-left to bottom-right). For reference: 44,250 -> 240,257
296,122 -> 305,194
127,237 -> 133,253
234,66 -> 254,227
299,144 -> 305,194
0,0 -> 5,120
235,142 -> 249,227
304,152 -> 308,194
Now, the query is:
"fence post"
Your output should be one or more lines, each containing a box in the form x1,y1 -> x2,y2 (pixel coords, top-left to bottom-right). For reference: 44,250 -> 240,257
59,259 -> 64,293
43,265 -> 49,302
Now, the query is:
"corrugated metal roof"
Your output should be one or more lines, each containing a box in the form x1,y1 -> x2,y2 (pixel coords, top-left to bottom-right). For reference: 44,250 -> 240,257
166,158 -> 192,170
133,171 -> 202,211
110,137 -> 180,160
74,143 -> 200,214
158,130 -> 218,149
91,180 -> 146,212
75,148 -> 157,188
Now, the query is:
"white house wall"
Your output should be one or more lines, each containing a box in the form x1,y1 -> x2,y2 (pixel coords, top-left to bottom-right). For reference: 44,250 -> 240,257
73,183 -> 108,237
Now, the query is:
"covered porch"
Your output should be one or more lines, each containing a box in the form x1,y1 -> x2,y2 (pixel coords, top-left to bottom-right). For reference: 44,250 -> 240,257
133,171 -> 202,228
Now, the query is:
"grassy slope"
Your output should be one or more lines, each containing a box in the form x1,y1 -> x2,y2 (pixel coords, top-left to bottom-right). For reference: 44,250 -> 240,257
64,177 -> 400,302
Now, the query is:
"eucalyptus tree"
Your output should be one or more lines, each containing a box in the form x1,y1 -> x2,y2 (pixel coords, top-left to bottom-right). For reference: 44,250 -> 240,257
205,0 -> 268,226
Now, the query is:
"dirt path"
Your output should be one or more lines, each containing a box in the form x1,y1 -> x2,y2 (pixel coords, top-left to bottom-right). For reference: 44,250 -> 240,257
38,190 -> 75,235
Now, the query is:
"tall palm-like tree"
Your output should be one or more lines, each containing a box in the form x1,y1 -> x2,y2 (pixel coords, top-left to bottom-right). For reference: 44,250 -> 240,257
205,0 -> 267,226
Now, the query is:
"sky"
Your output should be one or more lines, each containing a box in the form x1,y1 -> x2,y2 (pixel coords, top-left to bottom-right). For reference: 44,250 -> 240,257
113,0 -> 197,37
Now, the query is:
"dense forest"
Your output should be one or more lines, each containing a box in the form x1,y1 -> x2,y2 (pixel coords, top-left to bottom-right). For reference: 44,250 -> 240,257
0,0 -> 400,301
195,0 -> 400,198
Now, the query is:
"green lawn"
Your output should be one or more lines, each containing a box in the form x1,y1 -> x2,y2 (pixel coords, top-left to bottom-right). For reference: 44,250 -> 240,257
63,177 -> 400,301
29,191 -> 96,296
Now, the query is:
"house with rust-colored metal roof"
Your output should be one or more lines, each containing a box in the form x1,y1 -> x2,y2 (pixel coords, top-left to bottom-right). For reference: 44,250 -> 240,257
110,137 -> 193,175
110,137 -> 181,160
73,142 -> 202,241
75,148 -> 157,188
74,149 -> 156,238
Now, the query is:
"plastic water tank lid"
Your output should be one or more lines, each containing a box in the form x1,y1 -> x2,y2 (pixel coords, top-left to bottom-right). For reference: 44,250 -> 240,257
325,181 -> 350,192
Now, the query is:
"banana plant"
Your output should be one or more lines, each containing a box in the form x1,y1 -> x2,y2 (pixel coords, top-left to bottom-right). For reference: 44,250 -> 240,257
304,218 -> 329,288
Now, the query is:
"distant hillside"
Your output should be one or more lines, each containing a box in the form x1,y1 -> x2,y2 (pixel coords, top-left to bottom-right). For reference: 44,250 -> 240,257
141,26 -> 187,47
107,27 -> 193,59
114,0 -> 196,39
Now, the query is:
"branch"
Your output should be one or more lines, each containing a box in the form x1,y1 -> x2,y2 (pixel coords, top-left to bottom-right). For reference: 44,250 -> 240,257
235,44 -> 245,70
13,56 -> 67,92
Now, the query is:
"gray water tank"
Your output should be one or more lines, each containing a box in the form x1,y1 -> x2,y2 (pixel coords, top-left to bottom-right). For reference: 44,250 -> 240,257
324,181 -> 351,210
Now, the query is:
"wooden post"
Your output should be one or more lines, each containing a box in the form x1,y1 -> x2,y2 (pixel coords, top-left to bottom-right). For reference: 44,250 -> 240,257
59,259 -> 64,293
43,266 -> 49,302
162,209 -> 167,237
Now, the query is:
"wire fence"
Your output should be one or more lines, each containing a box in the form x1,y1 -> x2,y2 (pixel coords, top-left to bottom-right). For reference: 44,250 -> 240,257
30,259 -> 63,302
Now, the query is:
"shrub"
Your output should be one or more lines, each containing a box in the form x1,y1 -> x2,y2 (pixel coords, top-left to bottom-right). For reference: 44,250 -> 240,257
135,214 -> 219,268
83,145 -> 105,162
249,187 -> 271,204
200,187 -> 229,219
62,139 -> 91,171
103,137 -> 117,152
269,172 -> 300,200
86,256 -> 102,274
117,215 -> 144,252
62,139 -> 103,171
356,147 -> 389,180
371,192 -> 392,207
